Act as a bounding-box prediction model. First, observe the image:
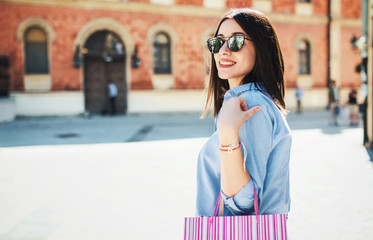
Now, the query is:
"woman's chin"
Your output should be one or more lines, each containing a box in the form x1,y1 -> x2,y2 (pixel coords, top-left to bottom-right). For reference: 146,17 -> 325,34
217,73 -> 231,80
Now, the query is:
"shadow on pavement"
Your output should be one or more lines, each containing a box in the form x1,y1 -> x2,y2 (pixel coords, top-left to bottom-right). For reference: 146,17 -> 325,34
287,110 -> 361,135
0,113 -> 215,147
0,110 -> 363,147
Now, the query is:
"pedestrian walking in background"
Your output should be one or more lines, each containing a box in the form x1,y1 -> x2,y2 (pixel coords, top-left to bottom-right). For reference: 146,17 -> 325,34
295,86 -> 304,114
197,8 -> 291,217
347,88 -> 359,126
108,80 -> 118,115
328,80 -> 340,126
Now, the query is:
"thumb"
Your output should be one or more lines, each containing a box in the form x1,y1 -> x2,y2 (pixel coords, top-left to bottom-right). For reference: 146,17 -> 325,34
239,97 -> 249,111
243,106 -> 261,121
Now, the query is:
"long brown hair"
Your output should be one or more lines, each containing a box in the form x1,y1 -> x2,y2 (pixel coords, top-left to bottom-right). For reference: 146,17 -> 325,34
201,8 -> 286,118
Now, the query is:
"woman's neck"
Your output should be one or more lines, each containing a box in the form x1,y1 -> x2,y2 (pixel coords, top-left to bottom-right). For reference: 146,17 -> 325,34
228,78 -> 242,89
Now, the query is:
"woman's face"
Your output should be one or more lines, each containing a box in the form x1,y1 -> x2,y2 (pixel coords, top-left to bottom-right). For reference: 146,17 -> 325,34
214,19 -> 256,87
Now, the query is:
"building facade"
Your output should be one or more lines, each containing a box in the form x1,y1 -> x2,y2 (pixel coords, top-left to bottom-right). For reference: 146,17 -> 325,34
366,0 -> 372,145
0,0 -> 362,118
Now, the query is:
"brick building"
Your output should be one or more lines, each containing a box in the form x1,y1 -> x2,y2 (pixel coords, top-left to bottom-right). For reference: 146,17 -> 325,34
0,0 -> 363,119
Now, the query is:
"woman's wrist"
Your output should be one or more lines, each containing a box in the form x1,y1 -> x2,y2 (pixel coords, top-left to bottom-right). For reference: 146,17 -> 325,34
218,129 -> 240,145
220,141 -> 241,153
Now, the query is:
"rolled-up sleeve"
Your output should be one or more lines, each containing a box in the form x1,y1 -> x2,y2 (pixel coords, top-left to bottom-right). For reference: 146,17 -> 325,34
220,180 -> 255,215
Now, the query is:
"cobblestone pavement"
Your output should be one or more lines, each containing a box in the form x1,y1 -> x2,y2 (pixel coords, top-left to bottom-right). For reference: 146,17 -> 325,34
0,111 -> 372,240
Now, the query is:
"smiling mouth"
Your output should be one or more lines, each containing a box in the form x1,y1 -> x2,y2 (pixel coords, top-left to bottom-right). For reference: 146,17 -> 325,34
219,61 -> 236,66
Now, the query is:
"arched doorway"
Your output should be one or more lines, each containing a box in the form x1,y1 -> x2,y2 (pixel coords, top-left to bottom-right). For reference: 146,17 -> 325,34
83,30 -> 127,114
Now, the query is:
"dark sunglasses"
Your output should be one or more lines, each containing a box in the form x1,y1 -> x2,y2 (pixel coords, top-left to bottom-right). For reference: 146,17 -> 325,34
206,35 -> 251,54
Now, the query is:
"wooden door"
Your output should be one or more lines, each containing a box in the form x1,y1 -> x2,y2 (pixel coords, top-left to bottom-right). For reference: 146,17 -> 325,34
105,55 -> 127,114
84,55 -> 127,114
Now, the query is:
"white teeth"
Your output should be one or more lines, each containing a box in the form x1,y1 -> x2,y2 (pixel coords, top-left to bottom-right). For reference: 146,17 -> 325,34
220,61 -> 235,66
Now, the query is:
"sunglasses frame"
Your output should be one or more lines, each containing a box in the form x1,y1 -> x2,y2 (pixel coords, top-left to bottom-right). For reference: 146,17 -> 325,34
206,35 -> 252,54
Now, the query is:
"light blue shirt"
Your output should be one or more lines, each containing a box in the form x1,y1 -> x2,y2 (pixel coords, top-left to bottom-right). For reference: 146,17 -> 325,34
196,82 -> 292,216
109,83 -> 118,98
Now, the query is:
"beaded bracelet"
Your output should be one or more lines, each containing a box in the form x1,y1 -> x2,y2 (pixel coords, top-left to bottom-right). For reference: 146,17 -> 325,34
219,141 -> 241,153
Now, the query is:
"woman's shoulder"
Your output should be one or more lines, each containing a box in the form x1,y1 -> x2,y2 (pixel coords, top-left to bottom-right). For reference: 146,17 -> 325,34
238,86 -> 274,109
239,85 -> 291,135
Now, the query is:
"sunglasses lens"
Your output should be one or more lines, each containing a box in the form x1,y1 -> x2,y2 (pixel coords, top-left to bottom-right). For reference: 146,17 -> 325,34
207,38 -> 223,53
228,35 -> 245,52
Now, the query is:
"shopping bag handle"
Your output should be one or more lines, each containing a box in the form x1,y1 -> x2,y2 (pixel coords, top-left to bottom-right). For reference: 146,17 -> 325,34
253,185 -> 259,216
213,185 -> 259,216
212,192 -> 220,216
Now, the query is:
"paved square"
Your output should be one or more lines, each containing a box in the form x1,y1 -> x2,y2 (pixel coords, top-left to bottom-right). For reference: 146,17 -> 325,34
0,111 -> 372,239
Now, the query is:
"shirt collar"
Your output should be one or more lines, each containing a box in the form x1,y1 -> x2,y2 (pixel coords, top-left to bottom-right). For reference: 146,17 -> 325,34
224,82 -> 265,101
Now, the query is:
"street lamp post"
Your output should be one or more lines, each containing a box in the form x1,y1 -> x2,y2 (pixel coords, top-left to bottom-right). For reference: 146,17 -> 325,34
361,0 -> 369,145
350,2 -> 368,145
351,0 -> 368,145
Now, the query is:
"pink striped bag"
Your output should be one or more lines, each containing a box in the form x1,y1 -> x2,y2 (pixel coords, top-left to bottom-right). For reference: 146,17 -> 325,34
184,188 -> 288,240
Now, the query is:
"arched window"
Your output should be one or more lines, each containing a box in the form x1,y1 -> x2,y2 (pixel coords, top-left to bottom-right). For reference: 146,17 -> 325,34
298,40 -> 311,74
25,27 -> 49,74
153,32 -> 171,74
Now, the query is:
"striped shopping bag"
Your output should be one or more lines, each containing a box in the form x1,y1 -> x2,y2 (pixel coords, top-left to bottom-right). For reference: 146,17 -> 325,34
184,187 -> 288,240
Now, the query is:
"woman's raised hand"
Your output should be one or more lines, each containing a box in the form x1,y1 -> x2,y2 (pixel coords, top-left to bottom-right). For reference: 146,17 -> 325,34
217,97 -> 261,144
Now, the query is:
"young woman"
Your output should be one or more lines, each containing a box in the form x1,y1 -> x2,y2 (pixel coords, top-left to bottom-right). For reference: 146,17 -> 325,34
196,8 -> 292,216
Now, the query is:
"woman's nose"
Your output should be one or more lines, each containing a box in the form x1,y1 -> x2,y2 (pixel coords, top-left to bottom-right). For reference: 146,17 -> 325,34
219,41 -> 231,55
